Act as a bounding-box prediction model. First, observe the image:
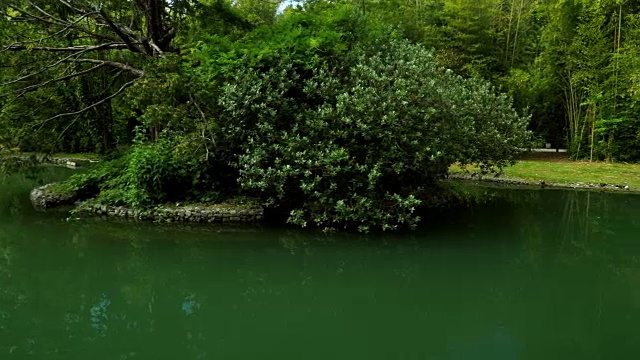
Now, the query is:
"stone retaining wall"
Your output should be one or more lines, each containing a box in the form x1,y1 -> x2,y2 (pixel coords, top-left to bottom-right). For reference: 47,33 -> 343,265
75,202 -> 264,223
447,173 -> 632,191
30,182 -> 263,223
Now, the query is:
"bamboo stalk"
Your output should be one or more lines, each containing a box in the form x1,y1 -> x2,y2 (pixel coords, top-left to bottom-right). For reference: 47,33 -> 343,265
504,0 -> 515,64
511,0 -> 525,66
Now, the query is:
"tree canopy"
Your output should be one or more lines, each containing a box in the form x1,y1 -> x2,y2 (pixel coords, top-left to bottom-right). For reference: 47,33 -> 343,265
7,0 -> 638,230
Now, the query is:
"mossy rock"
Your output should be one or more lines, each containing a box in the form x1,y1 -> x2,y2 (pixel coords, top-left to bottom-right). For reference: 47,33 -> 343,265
30,183 -> 78,209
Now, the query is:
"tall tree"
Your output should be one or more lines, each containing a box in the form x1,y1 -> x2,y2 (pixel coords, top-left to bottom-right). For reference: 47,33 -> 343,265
0,0 -> 187,152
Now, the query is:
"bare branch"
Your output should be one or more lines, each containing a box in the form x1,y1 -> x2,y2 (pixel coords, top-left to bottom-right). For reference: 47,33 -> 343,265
6,4 -> 61,28
190,94 -> 215,161
53,114 -> 83,149
0,11 -> 101,47
32,76 -> 141,128
3,43 -> 130,52
6,3 -> 118,45
58,0 -> 91,15
65,59 -> 145,76
1,64 -> 106,97
98,9 -> 146,54
0,48 -> 100,87
40,10 -> 118,43
26,0 -> 57,20
148,40 -> 165,57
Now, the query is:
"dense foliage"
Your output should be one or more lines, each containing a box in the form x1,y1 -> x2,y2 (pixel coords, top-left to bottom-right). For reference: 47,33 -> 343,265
2,0 -> 585,230
218,38 -> 528,230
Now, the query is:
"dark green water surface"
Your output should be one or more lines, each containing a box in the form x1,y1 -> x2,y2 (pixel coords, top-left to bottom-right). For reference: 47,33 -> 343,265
2,168 -> 640,359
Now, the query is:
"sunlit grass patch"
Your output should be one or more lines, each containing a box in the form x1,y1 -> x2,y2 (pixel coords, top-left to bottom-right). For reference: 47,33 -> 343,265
450,160 -> 640,191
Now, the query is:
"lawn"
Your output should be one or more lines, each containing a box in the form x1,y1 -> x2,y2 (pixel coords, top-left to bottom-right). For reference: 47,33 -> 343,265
26,152 -> 101,160
0,151 -> 102,161
450,153 -> 640,191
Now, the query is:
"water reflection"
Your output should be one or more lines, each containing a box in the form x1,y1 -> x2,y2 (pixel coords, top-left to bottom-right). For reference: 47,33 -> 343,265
1,175 -> 640,358
182,293 -> 200,316
89,295 -> 111,336
447,323 -> 521,359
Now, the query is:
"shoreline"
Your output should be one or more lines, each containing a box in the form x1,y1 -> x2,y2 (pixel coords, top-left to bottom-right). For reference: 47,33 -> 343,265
74,201 -> 264,223
30,183 -> 264,224
447,173 -> 635,193
30,176 -> 635,227
27,152 -> 640,224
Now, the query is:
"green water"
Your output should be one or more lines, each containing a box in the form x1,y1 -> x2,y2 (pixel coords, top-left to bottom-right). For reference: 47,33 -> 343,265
2,169 -> 640,359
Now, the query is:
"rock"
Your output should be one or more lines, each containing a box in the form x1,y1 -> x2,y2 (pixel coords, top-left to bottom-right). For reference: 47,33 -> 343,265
30,183 -> 78,209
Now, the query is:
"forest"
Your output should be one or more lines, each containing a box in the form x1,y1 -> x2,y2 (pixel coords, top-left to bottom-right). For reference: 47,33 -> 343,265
1,0 -> 639,230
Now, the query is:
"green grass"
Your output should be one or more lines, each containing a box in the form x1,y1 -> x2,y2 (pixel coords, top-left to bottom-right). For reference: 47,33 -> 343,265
451,160 -> 640,191
31,152 -> 101,160
0,152 -> 101,161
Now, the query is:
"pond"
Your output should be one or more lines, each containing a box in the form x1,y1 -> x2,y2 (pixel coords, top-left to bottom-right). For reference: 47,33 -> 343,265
1,168 -> 640,359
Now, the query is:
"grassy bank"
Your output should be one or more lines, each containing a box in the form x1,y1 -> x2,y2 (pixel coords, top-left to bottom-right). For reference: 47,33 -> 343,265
0,150 -> 101,160
19,152 -> 101,161
450,153 -> 640,191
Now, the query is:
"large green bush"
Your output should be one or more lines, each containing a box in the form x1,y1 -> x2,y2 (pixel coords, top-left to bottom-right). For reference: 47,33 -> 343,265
218,39 -> 531,231
53,9 -> 529,231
